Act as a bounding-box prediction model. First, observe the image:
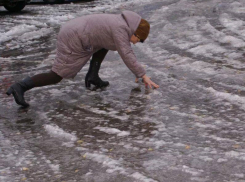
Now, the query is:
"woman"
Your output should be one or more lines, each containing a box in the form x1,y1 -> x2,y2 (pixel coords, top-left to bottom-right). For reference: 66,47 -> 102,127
6,10 -> 159,107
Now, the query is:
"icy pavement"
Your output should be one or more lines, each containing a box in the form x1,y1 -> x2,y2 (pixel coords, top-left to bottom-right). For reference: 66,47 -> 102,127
1,0 -> 245,181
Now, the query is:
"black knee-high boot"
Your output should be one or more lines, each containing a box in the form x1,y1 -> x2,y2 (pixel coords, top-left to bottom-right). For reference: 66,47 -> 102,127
85,59 -> 109,88
6,71 -> 62,107
6,77 -> 34,107
85,49 -> 109,88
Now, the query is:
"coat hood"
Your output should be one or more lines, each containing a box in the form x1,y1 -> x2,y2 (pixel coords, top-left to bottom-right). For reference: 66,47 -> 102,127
122,11 -> 141,36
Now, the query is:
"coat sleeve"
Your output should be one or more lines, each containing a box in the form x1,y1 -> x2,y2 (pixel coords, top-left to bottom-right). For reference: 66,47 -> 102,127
112,26 -> 146,78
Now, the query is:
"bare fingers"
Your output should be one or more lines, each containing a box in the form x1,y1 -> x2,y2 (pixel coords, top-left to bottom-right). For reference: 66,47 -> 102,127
152,82 -> 159,89
147,80 -> 159,89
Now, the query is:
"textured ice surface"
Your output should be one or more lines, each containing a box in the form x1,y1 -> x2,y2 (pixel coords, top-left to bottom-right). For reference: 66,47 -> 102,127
1,0 -> 245,181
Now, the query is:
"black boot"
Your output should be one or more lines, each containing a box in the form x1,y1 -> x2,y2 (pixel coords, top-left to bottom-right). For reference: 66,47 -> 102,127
85,59 -> 109,88
6,76 -> 34,107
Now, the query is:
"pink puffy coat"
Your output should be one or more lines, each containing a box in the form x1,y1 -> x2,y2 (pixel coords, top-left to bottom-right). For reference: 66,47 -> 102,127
52,11 -> 146,79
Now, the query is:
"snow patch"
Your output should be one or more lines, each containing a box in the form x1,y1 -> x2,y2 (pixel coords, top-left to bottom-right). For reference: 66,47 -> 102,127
182,165 -> 203,176
225,151 -> 245,160
48,89 -> 66,97
94,127 -> 130,137
207,87 -> 245,110
89,107 -> 129,121
220,13 -> 245,37
0,25 -> 37,43
85,153 -> 126,174
85,152 -> 157,182
18,28 -> 53,42
188,44 -> 226,57
48,14 -> 75,25
44,124 -> 77,143
130,172 -> 158,182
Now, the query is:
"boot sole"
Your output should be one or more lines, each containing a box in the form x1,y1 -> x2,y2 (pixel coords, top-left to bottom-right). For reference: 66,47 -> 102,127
85,80 -> 109,89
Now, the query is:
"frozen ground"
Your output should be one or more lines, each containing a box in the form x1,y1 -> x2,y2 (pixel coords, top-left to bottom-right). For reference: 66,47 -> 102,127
1,0 -> 245,181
